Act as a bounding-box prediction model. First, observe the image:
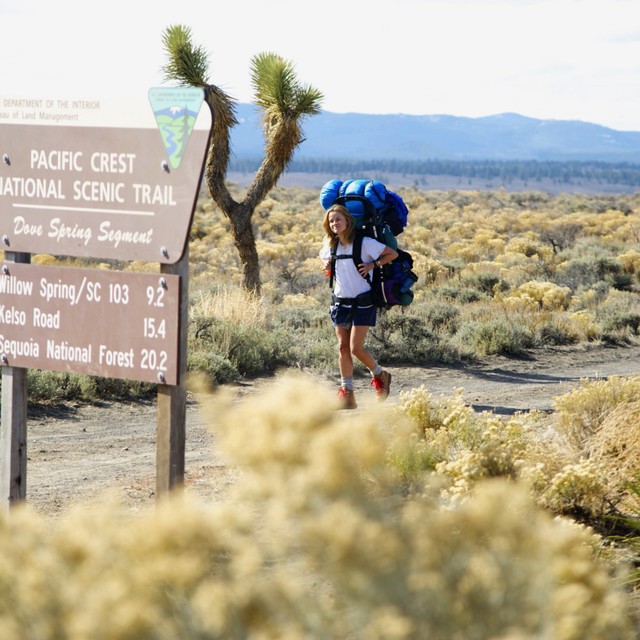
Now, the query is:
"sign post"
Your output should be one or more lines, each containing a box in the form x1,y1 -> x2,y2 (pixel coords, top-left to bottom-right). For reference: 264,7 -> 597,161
0,88 -> 212,509
0,251 -> 30,508
156,247 -> 189,496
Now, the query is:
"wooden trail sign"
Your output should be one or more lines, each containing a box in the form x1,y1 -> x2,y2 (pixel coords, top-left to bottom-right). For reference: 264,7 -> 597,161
1,88 -> 212,510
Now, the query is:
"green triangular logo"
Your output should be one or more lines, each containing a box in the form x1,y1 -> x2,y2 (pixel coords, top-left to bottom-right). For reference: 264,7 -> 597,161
148,87 -> 205,169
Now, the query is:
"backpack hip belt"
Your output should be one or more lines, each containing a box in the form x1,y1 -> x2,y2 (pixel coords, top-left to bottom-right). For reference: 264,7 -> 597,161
331,292 -> 374,307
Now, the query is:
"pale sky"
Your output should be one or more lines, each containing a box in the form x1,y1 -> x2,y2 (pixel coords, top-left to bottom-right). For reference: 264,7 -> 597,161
2,0 -> 640,131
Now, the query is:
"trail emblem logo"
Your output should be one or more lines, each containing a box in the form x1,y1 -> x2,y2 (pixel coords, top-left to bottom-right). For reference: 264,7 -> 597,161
148,87 -> 205,169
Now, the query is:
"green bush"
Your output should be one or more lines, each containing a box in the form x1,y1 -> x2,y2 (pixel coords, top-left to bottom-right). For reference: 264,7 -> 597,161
591,292 -> 640,344
26,370 -> 89,403
23,371 -> 153,404
455,318 -> 535,356
420,300 -> 460,334
433,284 -> 487,303
189,317 -> 293,377
187,352 -> 240,385
535,316 -> 581,346
369,312 -> 460,364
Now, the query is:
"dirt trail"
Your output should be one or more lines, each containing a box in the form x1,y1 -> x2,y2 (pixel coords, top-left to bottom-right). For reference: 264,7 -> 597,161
23,343 -> 640,516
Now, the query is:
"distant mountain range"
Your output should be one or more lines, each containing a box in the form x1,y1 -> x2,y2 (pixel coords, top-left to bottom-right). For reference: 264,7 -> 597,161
230,103 -> 640,164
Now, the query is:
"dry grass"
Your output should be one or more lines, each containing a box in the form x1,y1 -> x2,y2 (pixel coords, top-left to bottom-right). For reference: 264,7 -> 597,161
554,376 -> 640,448
587,399 -> 640,511
190,286 -> 268,327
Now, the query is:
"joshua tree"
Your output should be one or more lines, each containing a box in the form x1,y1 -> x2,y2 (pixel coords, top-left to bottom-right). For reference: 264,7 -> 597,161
161,25 -> 324,294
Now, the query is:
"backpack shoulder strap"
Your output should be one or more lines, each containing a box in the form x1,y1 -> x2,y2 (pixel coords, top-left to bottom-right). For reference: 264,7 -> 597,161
329,242 -> 337,289
328,242 -> 354,288
352,232 -> 363,268
352,232 -> 372,284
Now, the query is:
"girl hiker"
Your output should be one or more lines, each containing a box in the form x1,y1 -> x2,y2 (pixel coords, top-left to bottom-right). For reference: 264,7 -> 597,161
319,204 -> 398,410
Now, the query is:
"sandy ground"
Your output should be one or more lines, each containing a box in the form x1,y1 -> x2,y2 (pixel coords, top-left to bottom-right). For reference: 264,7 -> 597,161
21,342 -> 640,517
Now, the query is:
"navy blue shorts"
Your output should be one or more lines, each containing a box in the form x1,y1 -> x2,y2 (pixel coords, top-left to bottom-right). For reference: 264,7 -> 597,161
330,303 -> 377,328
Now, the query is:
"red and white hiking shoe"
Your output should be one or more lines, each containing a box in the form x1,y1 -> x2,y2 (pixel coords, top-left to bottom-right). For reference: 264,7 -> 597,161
337,387 -> 357,410
371,370 -> 392,402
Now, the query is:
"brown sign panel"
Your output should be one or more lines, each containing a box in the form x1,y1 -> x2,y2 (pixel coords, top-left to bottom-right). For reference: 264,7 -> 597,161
0,262 -> 180,384
0,120 -> 210,263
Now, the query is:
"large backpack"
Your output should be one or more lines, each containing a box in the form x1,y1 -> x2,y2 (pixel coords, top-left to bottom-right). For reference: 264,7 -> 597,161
321,179 -> 418,309
320,179 -> 408,236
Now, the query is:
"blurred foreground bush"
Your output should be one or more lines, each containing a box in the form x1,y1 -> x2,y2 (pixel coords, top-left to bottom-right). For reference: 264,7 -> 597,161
0,375 -> 634,638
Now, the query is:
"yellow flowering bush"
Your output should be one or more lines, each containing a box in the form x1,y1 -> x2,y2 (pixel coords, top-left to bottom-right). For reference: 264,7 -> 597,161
619,249 -> 640,274
554,376 -> 640,448
542,459 -> 610,517
514,280 -> 573,310
569,309 -> 601,341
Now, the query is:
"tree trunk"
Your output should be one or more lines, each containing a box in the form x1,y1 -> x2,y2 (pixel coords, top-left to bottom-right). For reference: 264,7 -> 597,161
228,203 -> 261,294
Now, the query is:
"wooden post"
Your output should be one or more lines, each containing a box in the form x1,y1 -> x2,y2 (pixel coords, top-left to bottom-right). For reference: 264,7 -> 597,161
0,251 -> 31,511
156,245 -> 189,496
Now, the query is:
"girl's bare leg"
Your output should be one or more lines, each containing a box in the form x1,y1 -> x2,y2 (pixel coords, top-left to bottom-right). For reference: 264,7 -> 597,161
350,325 -> 377,370
335,325 -> 354,378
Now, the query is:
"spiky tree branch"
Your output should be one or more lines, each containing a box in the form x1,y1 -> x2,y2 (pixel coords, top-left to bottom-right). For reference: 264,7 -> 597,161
161,26 -> 323,293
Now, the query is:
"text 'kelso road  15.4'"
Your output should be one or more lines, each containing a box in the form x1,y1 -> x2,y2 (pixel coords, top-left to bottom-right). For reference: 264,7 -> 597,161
0,262 -> 180,384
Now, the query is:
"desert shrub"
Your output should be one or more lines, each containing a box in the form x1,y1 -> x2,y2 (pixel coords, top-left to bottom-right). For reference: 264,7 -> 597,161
569,309 -> 602,342
91,377 -> 154,400
385,433 -> 442,489
296,337 -> 338,371
554,260 -> 600,291
494,250 -> 550,285
554,376 -> 640,449
26,370 -> 90,403
420,300 -> 460,334
513,280 -> 572,310
190,286 -> 268,327
539,459 -> 611,518
454,317 -> 535,356
419,256 -> 449,285
369,312 -> 460,364
397,385 -> 476,437
555,255 -> 624,291
596,291 -> 640,341
610,271 -> 634,291
619,249 -> 640,275
433,283 -> 487,303
0,497 -> 290,640
23,371 -> 153,405
187,351 -> 240,385
533,314 -> 581,346
265,306 -> 337,369
272,304 -> 327,330
461,271 -> 506,295
504,235 -> 555,262
189,317 -> 292,377
395,385 -> 530,498
577,281 -> 612,308
435,420 -> 527,501
585,400 -> 640,512
187,286 -> 303,377
210,375 -> 633,638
